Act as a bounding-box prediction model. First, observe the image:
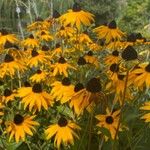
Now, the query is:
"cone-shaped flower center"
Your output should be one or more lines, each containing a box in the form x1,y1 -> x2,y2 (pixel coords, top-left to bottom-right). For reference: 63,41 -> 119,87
14,114 -> 24,125
121,46 -> 137,61
145,64 -> 150,72
108,20 -> 117,29
87,51 -> 93,56
0,29 -> 8,35
29,34 -> 34,39
4,54 -> 14,63
62,78 -> 71,86
56,43 -> 60,48
37,70 -> 42,74
60,26 -> 65,30
31,50 -> 39,57
86,78 -> 101,93
42,45 -> 49,51
58,57 -> 66,64
105,116 -> 114,124
35,17 -> 43,22
110,63 -> 119,72
24,81 -> 31,87
32,83 -> 42,93
112,50 -> 119,56
74,83 -> 84,92
58,117 -> 68,127
72,3 -> 81,12
4,89 -> 12,97
53,10 -> 60,18
77,57 -> 86,65
127,33 -> 137,42
118,74 -> 125,80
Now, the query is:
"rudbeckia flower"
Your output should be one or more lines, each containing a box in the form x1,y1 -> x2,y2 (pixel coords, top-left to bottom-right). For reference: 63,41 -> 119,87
29,69 -> 48,83
2,89 -> 16,104
22,34 -> 39,48
51,57 -> 76,77
84,51 -> 99,67
140,101 -> 150,122
93,20 -> 125,43
0,29 -> 18,46
95,108 -> 121,139
51,78 -> 75,104
27,49 -> 51,68
105,50 -> 120,65
17,83 -> 53,111
45,117 -> 80,149
0,54 -> 26,78
51,43 -> 62,58
6,114 -> 39,143
106,41 -> 125,51
59,3 -> 94,30
131,63 -> 150,88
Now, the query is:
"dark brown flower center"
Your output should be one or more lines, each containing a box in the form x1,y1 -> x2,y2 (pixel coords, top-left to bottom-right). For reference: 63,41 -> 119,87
0,29 -> 8,35
145,64 -> 150,72
4,89 -> 12,97
35,17 -> 43,22
62,78 -> 71,86
77,57 -> 86,65
31,50 -> 39,57
58,117 -> 68,127
4,54 -> 14,62
110,63 -> 119,72
72,3 -> 81,12
29,34 -> 34,39
58,57 -> 66,64
60,26 -> 65,30
32,83 -> 42,93
112,50 -> 119,56
74,83 -> 84,92
37,70 -> 42,74
42,45 -> 49,51
127,33 -> 137,42
14,114 -> 24,125
108,20 -> 117,29
53,10 -> 60,18
121,46 -> 138,61
86,78 -> 101,93
56,43 -> 60,48
87,51 -> 93,56
105,116 -> 114,124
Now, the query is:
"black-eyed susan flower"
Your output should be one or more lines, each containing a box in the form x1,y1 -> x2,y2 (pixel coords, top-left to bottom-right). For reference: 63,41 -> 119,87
6,114 -> 39,143
140,101 -> 150,122
0,54 -> 26,78
0,29 -> 18,46
51,78 -> 75,104
2,89 -> 16,104
106,41 -> 125,51
29,69 -> 48,83
95,108 -> 121,139
27,49 -> 51,68
51,57 -> 76,77
131,63 -> 150,88
93,20 -> 125,43
17,83 -> 53,111
105,50 -> 121,65
84,51 -> 99,67
22,34 -> 39,48
45,117 -> 80,149
51,43 -> 62,58
59,3 -> 94,30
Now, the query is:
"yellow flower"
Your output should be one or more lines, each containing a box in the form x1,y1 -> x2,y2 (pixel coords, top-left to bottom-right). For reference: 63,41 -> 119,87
22,34 -> 39,48
30,69 -> 48,83
106,41 -> 125,51
51,44 -> 62,58
95,108 -> 121,139
0,29 -> 18,46
51,78 -> 75,104
51,57 -> 76,77
17,83 -> 53,111
45,117 -> 80,149
6,114 -> 39,143
93,20 -> 124,43
59,3 -> 94,30
2,89 -> 16,104
0,54 -> 26,78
